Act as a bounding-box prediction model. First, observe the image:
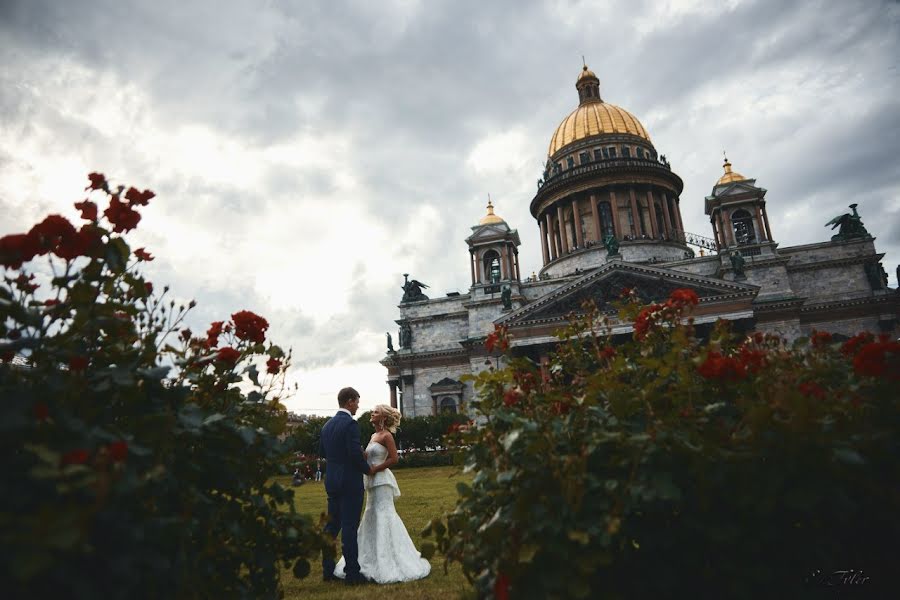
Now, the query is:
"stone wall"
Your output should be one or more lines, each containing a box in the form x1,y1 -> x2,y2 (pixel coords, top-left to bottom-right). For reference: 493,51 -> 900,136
403,364 -> 473,417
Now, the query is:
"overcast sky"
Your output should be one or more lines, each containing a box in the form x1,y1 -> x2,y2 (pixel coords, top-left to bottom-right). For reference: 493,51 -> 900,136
2,0 -> 898,415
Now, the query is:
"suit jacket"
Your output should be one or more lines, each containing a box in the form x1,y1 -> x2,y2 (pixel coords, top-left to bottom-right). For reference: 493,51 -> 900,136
319,411 -> 370,495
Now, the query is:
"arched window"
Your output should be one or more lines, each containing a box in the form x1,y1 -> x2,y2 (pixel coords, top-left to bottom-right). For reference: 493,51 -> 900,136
598,201 -> 615,239
440,397 -> 457,414
732,209 -> 756,244
482,250 -> 501,283
566,156 -> 575,169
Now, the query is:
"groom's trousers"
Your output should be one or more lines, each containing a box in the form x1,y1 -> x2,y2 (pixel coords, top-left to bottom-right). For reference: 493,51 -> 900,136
323,489 -> 364,577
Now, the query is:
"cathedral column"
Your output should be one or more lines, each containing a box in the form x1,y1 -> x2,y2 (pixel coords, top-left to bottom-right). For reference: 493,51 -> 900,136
646,191 -> 659,238
629,189 -> 640,237
673,195 -> 685,233
660,191 -> 673,238
539,219 -> 550,264
609,190 -> 620,237
572,199 -> 584,248
723,209 -> 736,247
754,205 -> 767,241
501,245 -> 511,280
388,380 -> 398,409
514,251 -> 521,280
548,214 -> 559,259
475,250 -> 482,283
590,194 -> 601,242
762,205 -> 773,242
470,250 -> 476,285
711,217 -> 721,251
557,204 -> 570,253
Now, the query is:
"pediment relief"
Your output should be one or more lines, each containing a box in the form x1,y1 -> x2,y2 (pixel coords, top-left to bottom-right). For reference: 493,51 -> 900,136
497,262 -> 758,327
467,224 -> 509,242
717,180 -> 762,196
429,377 -> 464,391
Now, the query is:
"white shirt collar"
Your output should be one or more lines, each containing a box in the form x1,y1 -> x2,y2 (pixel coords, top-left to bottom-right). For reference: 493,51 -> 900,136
337,408 -> 352,417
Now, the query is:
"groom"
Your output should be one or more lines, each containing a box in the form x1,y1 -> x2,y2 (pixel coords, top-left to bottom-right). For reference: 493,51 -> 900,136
319,387 -> 373,585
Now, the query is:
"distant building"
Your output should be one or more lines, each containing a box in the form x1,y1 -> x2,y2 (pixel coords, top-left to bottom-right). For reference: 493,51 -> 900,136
382,66 -> 898,418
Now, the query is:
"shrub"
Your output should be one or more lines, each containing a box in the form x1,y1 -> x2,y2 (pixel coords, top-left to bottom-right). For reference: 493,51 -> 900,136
395,450 -> 455,470
425,291 -> 898,599
0,174 -> 327,599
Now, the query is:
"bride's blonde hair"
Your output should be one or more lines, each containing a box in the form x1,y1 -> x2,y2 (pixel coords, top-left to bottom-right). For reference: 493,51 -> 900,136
374,404 -> 402,434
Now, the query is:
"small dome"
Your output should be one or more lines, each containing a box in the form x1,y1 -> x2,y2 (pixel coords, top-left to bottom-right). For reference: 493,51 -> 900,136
479,198 -> 505,225
577,65 -> 598,83
716,157 -> 747,185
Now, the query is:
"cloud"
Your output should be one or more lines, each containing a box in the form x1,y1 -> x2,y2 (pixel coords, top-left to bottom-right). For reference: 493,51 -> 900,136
1,0 -> 898,415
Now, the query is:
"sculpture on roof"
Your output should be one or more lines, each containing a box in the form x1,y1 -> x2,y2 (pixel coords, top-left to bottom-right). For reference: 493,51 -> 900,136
400,273 -> 429,303
604,234 -> 620,256
826,204 -> 870,241
729,250 -> 746,279
501,285 -> 512,310
386,332 -> 394,352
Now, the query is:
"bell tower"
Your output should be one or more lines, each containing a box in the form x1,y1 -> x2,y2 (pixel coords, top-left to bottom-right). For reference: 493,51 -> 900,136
704,156 -> 775,255
466,198 -> 521,294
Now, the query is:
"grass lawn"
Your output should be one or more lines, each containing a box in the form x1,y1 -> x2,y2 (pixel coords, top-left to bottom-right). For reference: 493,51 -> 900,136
279,466 -> 474,600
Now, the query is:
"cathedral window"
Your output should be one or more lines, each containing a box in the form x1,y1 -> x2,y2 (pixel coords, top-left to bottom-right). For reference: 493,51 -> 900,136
594,149 -> 604,161
655,202 -> 665,237
599,202 -> 615,238
636,147 -> 645,159
440,397 -> 458,414
622,146 -> 631,158
483,250 -> 502,283
608,147 -> 617,158
579,151 -> 589,165
731,209 -> 756,244
566,157 -> 575,169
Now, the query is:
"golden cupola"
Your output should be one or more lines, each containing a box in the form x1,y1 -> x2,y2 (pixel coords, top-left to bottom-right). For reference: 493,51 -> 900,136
547,65 -> 651,158
716,156 -> 747,185
478,198 -> 505,225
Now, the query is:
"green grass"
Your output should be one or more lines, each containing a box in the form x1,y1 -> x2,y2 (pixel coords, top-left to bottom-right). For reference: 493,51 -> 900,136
279,466 -> 473,600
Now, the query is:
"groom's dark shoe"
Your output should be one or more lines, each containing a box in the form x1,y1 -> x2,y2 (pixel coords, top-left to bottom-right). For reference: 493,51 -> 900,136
322,574 -> 339,583
344,575 -> 374,586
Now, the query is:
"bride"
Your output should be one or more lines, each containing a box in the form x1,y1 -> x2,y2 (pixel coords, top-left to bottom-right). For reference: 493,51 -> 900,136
334,404 -> 431,584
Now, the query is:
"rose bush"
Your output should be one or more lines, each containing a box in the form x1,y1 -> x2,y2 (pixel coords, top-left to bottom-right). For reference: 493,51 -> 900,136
0,174 -> 327,599
424,290 -> 898,599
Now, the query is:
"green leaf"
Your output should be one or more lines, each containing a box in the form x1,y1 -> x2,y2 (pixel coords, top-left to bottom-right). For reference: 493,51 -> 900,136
502,429 -> 521,451
203,413 -> 227,427
567,530 -> 590,545
519,543 -> 540,563
246,364 -> 259,386
106,238 -> 130,273
833,447 -> 865,465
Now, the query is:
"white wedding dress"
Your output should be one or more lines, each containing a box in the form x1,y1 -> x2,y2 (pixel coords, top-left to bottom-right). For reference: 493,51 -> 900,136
334,441 -> 431,583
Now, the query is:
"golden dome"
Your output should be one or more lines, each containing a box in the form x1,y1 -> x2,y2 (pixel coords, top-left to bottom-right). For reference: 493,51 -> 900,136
547,101 -> 651,157
577,65 -> 598,82
716,156 -> 746,185
479,198 -> 505,225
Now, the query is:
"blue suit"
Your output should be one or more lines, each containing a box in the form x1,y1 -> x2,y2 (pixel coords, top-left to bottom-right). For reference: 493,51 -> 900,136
319,410 -> 371,579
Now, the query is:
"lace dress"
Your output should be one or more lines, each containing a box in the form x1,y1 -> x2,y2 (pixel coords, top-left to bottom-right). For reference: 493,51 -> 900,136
334,441 -> 431,583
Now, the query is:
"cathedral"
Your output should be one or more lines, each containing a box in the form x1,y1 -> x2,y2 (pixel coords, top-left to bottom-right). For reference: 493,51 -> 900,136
382,66 -> 898,418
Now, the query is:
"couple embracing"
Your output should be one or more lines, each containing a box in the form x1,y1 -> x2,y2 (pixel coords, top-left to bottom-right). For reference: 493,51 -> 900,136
319,387 -> 431,585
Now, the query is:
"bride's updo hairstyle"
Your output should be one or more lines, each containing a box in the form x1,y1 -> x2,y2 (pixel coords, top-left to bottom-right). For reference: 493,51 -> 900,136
375,404 -> 402,434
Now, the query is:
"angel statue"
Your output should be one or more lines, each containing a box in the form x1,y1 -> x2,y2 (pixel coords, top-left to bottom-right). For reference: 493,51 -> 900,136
826,204 -> 870,241
401,273 -> 430,303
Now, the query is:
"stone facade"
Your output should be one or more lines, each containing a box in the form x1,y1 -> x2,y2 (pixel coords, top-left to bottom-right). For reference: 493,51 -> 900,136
381,70 -> 899,419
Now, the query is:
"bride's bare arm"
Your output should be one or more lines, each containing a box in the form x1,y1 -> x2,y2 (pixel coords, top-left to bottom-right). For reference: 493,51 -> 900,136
371,433 -> 399,473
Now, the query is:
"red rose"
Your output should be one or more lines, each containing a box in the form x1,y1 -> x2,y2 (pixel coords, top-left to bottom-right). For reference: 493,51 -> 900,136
633,304 -> 659,340
503,388 -> 522,407
852,341 -> 900,379
44,299 -> 61,306
600,346 -> 616,360
231,310 -> 269,344
485,332 -> 498,352
8,329 -> 21,340
28,214 -> 77,257
124,186 -> 154,206
56,225 -> 99,260
86,172 -> 107,190
811,330 -> 832,349
1,351 -> 14,362
206,321 -> 225,347
266,357 -> 282,374
669,288 -> 699,307
14,273 -> 39,293
74,199 -> 98,221
738,345 -> 767,374
841,332 -> 874,357
753,332 -> 765,344
103,195 -> 141,233
180,328 -> 192,342
69,356 -> 89,371
108,440 -> 128,462
144,281 -> 153,295
61,449 -> 90,466
216,346 -> 241,366
34,402 -> 49,421
0,232 -> 42,268
134,247 -> 154,261
697,351 -> 747,381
